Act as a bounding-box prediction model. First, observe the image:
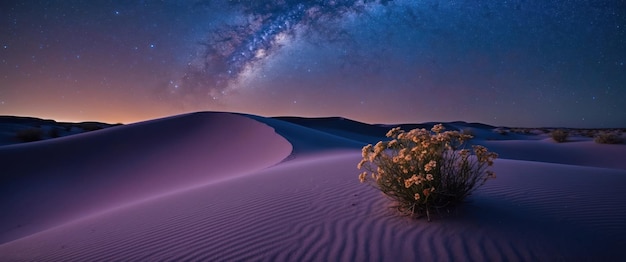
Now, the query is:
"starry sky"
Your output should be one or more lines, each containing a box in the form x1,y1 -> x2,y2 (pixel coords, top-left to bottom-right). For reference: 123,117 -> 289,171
1,0 -> 625,128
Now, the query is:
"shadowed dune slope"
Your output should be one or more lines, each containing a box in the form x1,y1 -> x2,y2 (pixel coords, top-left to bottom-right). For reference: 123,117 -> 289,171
245,115 -> 365,156
0,112 -> 292,244
273,116 -> 391,144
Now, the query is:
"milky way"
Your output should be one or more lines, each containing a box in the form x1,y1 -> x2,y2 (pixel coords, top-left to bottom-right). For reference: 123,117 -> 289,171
177,0 -> 392,99
1,0 -> 624,127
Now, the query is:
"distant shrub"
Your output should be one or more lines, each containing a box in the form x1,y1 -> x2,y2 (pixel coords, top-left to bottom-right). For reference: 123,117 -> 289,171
16,128 -> 43,142
551,129 -> 568,143
494,128 -> 508,135
358,124 -> 498,221
594,132 -> 623,144
510,128 -> 530,134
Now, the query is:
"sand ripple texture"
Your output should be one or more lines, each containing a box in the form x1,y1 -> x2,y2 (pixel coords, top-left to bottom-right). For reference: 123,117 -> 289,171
1,151 -> 625,261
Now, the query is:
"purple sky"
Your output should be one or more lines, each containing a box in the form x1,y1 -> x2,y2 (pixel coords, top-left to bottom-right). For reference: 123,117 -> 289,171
1,0 -> 624,127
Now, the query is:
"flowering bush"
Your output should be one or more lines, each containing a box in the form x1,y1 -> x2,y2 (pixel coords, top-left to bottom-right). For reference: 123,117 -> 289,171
358,124 -> 498,221
551,129 -> 568,143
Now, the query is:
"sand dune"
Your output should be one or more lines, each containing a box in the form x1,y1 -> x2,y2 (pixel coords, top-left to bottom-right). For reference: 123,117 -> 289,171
0,112 -> 291,244
1,112 -> 625,260
479,138 -> 626,170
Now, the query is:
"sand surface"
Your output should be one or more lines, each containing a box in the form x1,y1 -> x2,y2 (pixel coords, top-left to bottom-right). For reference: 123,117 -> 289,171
1,112 -> 625,261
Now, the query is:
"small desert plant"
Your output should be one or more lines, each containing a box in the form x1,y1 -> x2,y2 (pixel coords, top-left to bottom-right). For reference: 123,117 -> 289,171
551,129 -> 568,143
15,128 -> 43,142
358,124 -> 498,221
594,132 -> 623,144
494,128 -> 508,135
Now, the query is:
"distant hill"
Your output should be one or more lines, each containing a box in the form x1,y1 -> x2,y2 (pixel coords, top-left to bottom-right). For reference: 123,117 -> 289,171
0,116 -> 121,146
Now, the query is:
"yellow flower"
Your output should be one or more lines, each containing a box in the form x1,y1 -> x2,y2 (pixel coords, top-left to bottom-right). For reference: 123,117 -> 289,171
473,145 -> 487,156
374,141 -> 385,154
361,144 -> 372,158
399,148 -> 409,157
359,172 -> 368,183
424,160 -> 437,172
417,174 -> 425,184
414,193 -> 421,200
404,179 -> 413,188
386,127 -> 402,138
357,159 -> 366,169
431,124 -> 445,133
404,174 -> 423,188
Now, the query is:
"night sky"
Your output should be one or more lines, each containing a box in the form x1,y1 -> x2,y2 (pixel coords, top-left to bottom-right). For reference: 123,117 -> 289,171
1,0 -> 625,127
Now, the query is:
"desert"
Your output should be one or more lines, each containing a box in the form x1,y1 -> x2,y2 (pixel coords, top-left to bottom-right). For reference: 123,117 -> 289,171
1,112 -> 625,261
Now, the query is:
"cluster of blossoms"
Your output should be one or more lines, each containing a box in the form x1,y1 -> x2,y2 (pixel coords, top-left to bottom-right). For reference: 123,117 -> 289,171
358,124 -> 498,220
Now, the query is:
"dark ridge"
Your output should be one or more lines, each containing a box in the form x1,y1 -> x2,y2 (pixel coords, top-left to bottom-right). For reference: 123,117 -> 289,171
273,117 -> 497,138
0,116 -> 115,127
0,116 -> 58,125
273,116 -> 391,137
0,116 -> 121,146
454,121 -> 496,130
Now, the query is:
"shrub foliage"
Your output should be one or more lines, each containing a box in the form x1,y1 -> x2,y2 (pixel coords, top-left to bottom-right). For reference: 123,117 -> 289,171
594,132 -> 623,144
551,129 -> 568,143
358,124 -> 498,221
